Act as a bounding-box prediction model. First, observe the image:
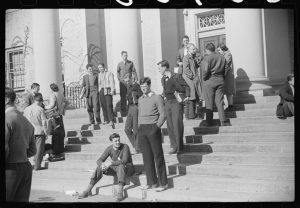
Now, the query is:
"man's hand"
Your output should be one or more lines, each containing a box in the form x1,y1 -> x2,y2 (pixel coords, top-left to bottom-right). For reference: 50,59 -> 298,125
178,62 -> 183,66
183,97 -> 190,102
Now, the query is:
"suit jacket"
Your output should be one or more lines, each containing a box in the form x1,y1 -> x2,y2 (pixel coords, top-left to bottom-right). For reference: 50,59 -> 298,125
5,106 -> 36,163
176,47 -> 187,74
81,73 -> 99,98
23,92 -> 45,110
45,92 -> 70,115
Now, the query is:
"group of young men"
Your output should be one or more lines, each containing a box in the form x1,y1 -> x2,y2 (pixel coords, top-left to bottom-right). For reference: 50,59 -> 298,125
5,82 -> 69,201
77,35 -> 236,201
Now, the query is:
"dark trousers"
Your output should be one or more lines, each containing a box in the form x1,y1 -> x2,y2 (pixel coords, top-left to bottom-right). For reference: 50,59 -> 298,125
89,164 -> 134,185
119,82 -> 128,113
86,90 -> 101,124
6,162 -> 32,202
52,115 -> 65,155
34,135 -> 46,169
203,77 -> 226,123
125,104 -> 140,151
99,88 -> 114,122
165,99 -> 184,151
138,124 -> 168,186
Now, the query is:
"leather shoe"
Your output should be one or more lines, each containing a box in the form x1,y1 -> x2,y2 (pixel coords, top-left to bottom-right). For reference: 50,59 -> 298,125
77,191 -> 92,199
155,184 -> 168,192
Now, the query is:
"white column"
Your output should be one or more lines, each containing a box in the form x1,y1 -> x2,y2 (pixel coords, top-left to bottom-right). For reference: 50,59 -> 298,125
224,9 -> 266,80
104,9 -> 143,93
32,9 -> 63,99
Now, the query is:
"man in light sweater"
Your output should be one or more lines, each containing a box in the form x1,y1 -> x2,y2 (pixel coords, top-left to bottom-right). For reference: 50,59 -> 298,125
77,133 -> 134,202
137,77 -> 168,192
5,87 -> 37,201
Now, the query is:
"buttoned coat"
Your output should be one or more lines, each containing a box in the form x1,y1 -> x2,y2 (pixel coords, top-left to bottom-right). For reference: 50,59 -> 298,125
182,53 -> 202,100
81,73 -> 99,98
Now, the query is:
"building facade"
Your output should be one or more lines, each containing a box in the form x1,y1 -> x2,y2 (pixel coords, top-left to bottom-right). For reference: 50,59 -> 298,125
5,8 -> 294,100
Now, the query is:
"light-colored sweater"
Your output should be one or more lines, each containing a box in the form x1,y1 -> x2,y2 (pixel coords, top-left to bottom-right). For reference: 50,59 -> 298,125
138,92 -> 166,127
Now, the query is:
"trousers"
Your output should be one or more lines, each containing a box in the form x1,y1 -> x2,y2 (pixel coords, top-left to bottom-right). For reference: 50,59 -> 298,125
165,99 -> 184,151
89,163 -> 134,185
6,162 -> 32,202
138,124 -> 168,186
203,77 -> 226,123
34,135 -> 46,169
125,104 -> 140,151
86,90 -> 101,124
119,82 -> 128,113
99,88 -> 114,123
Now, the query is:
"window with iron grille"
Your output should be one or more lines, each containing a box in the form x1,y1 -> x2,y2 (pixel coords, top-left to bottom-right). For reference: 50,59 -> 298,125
6,47 -> 25,91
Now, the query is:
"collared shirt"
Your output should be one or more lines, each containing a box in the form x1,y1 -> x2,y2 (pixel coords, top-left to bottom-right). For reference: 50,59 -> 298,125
88,74 -> 95,87
23,103 -> 48,135
117,60 -> 137,81
184,47 -> 188,56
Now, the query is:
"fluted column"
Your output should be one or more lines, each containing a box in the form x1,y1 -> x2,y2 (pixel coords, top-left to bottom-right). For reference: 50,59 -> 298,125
104,9 -> 143,93
32,9 -> 63,99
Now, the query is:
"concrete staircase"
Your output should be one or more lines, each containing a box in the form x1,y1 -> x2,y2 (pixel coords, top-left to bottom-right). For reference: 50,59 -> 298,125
30,87 -> 295,202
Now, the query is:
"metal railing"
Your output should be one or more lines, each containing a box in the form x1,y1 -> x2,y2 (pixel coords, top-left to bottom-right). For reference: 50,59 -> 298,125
65,86 -> 86,109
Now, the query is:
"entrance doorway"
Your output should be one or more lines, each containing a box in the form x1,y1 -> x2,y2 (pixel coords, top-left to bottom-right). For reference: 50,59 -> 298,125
198,34 -> 226,55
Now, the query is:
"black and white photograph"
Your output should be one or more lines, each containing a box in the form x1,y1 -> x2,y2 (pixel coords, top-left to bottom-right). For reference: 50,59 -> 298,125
5,6 -> 295,203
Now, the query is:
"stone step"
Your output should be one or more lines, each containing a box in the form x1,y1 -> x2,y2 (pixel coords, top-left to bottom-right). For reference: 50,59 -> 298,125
233,95 -> 279,104
65,132 -> 294,146
31,169 -> 294,196
64,141 -> 294,154
65,123 -> 293,138
63,116 -> 294,131
31,177 -> 293,202
45,159 -> 294,181
63,152 -> 294,166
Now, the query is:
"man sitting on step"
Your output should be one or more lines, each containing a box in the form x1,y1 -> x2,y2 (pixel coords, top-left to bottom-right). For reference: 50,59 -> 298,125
77,133 -> 135,202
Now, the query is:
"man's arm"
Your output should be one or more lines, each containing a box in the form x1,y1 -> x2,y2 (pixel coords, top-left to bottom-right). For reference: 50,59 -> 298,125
161,77 -> 166,98
202,58 -> 210,81
27,127 -> 37,158
109,72 -> 116,93
111,144 -> 131,166
23,94 -> 31,109
155,95 -> 166,128
131,63 -> 138,82
176,49 -> 182,65
41,110 -> 48,135
117,63 -> 122,81
5,121 -> 11,161
183,56 -> 194,80
96,146 -> 111,166
175,75 -> 190,97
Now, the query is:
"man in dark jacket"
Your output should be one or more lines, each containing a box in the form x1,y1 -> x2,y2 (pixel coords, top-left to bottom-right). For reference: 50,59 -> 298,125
81,64 -> 101,124
202,43 -> 229,126
23,83 -> 44,110
277,74 -> 294,118
124,74 -> 143,154
77,133 -> 134,202
158,60 -> 190,154
5,87 -> 37,201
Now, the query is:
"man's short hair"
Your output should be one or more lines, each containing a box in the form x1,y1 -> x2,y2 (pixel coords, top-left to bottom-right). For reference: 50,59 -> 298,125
121,51 -> 128,55
205,43 -> 216,52
31,83 -> 40,89
50,83 -> 59,92
109,133 -> 120,141
98,63 -> 105,67
217,42 -> 228,51
182,35 -> 189,40
140,77 -> 151,86
34,93 -> 43,102
287,73 -> 294,81
5,87 -> 16,103
86,63 -> 93,69
157,60 -> 170,69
